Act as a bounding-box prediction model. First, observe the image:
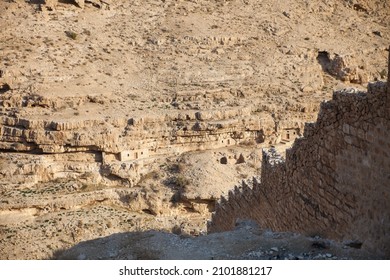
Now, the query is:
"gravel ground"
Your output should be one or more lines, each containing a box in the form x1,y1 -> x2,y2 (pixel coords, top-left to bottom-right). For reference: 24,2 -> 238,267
55,220 -> 378,260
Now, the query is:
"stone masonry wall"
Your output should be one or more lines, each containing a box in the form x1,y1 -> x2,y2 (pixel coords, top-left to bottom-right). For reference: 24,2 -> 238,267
208,54 -> 390,257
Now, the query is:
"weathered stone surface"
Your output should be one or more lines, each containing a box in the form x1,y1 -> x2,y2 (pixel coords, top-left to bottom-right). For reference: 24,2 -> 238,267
209,78 -> 390,258
54,226 -> 377,260
0,0 -> 389,260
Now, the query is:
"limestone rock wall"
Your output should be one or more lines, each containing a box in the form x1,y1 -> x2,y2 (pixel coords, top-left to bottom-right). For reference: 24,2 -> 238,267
0,104 -> 306,186
208,75 -> 390,256
0,107 -> 275,154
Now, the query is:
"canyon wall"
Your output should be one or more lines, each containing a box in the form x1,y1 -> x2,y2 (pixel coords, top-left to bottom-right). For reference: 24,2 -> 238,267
208,56 -> 390,257
0,101 -> 310,187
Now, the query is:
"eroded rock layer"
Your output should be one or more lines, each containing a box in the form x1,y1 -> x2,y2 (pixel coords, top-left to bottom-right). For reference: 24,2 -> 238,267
0,0 -> 389,259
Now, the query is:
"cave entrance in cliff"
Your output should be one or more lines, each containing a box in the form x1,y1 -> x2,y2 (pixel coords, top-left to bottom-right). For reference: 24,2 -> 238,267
58,0 -> 80,5
220,157 -> 228,164
317,51 -> 330,73
0,83 -> 11,94
255,130 -> 265,144
29,0 -> 45,4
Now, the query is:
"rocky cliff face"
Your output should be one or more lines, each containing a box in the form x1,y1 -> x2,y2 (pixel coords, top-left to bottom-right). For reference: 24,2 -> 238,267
209,75 -> 390,257
0,0 -> 389,259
